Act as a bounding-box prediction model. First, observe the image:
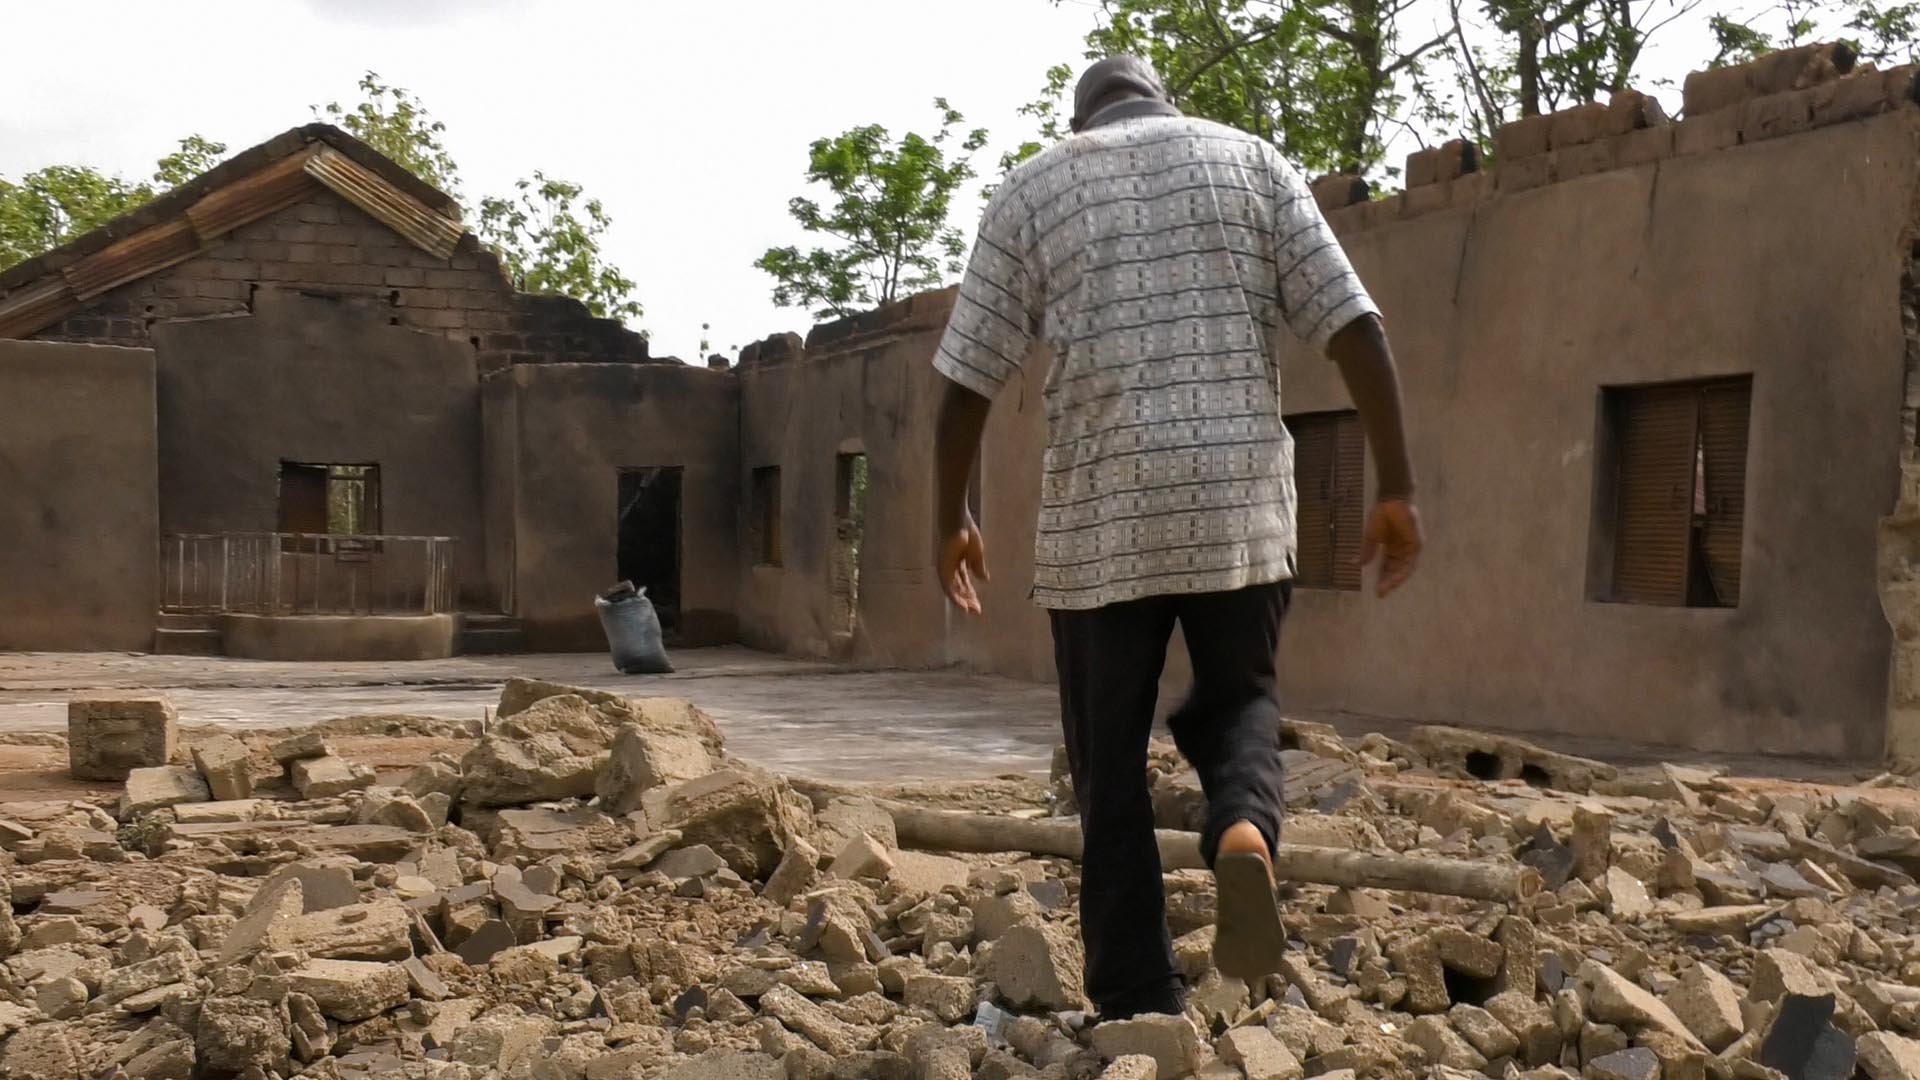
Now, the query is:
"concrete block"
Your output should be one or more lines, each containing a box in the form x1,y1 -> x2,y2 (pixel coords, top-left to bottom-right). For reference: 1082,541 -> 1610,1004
1684,65 -> 1753,116
1091,1015 -> 1204,1078
1606,89 -> 1669,133
1494,114 -> 1552,160
1668,963 -> 1745,1051
68,696 -> 176,781
1859,1032 -> 1920,1080
290,756 -> 375,799
1887,65 -> 1919,107
1548,103 -> 1611,148
1438,138 -> 1481,180
121,766 -> 209,817
1617,125 -> 1676,166
191,735 -> 252,801
1557,138 -> 1619,179
1310,173 -> 1370,212
829,832 -> 896,881
1404,180 -> 1451,217
271,731 -> 334,765
1674,109 -> 1744,155
1447,171 -> 1491,209
1743,89 -> 1815,142
1405,146 -> 1444,188
1495,152 -> 1556,193
287,959 -> 408,1021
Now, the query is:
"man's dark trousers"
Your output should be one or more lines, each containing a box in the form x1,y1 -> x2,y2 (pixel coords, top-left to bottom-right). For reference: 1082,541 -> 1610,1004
1050,581 -> 1291,1019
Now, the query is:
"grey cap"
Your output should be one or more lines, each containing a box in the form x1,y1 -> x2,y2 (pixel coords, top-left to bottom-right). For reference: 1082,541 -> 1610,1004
1071,56 -> 1170,131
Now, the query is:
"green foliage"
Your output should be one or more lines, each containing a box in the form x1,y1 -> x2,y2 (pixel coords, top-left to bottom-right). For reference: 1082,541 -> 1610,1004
0,135 -> 228,270
758,100 -> 989,320
477,172 -> 644,323
1847,0 -> 1920,62
152,134 -> 229,189
314,71 -> 463,197
1709,0 -> 1917,70
1026,0 -> 1453,177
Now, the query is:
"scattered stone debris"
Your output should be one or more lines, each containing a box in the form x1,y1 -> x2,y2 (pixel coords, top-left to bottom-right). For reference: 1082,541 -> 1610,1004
9,681 -> 1920,1079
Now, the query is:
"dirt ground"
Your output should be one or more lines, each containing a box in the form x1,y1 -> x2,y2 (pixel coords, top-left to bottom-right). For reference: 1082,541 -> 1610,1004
0,646 -> 1871,804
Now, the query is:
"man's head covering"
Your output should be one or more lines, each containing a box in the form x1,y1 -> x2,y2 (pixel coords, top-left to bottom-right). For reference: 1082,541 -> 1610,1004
1071,56 -> 1173,132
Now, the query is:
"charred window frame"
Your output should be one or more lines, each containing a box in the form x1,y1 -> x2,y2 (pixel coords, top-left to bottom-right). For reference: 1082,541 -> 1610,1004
1589,376 -> 1752,608
1286,410 -> 1365,591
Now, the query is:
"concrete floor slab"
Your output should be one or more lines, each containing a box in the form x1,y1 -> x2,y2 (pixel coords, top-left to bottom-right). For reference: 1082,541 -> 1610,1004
0,648 -> 1062,782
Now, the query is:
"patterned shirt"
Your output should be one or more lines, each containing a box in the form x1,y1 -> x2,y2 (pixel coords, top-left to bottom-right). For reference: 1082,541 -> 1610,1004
933,114 -> 1380,610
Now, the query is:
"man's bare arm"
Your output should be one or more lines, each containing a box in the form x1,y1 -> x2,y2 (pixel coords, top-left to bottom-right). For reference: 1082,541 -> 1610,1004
1325,313 -> 1423,596
933,378 -> 992,613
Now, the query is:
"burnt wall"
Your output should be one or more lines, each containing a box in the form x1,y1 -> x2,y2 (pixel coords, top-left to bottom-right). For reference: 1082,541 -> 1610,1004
497,363 -> 741,651
737,92 -> 1920,759
0,341 -> 158,650
20,184 -> 649,375
151,288 -> 489,605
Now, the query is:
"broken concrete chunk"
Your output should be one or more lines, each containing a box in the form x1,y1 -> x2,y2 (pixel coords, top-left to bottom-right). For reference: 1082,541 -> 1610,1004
190,733 -> 253,800
1450,1003 -> 1521,1060
1859,1033 -> 1920,1080
905,973 -> 977,1023
1757,994 -> 1855,1080
1668,962 -> 1745,1051
1406,1014 -> 1487,1070
1091,1014 -> 1205,1079
1218,1025 -> 1303,1080
270,730 -> 333,765
657,1052 -> 786,1080
816,796 -> 899,855
757,984 -> 868,1056
271,899 -> 413,961
1579,961 -> 1705,1051
1100,1057 -> 1163,1080
460,694 -> 619,807
1586,1046 -> 1660,1080
830,831 -> 897,881
1749,947 -> 1836,1003
120,765 -> 209,817
987,919 -> 1087,1012
648,767 -> 807,880
288,958 -> 410,1020
596,711 -> 723,813
1484,989 -> 1562,1066
68,695 -> 176,781
290,755 -> 375,799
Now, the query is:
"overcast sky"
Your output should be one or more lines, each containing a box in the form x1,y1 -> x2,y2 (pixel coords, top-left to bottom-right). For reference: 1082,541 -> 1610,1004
2,0 -> 1755,361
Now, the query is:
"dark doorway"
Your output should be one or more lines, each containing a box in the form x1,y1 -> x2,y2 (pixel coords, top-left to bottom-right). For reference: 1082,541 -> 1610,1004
616,467 -> 683,633
832,453 -> 869,641
278,462 -> 380,535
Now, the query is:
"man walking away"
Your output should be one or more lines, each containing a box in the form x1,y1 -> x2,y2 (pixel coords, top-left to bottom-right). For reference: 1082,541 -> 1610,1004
928,56 -> 1423,1021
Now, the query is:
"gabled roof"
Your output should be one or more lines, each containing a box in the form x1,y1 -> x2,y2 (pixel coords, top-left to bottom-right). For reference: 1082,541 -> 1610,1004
0,124 -> 467,339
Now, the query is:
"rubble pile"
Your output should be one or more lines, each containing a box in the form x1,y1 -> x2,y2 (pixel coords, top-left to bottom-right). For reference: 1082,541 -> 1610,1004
3,681 -> 1920,1079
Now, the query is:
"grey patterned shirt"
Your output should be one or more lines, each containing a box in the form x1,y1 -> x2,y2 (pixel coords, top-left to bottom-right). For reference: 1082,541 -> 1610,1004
933,114 -> 1379,610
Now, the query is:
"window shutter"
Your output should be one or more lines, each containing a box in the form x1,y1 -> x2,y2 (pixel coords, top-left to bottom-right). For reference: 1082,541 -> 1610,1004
1612,386 -> 1698,605
1291,416 -> 1336,588
1332,412 -> 1366,591
1698,379 -> 1751,604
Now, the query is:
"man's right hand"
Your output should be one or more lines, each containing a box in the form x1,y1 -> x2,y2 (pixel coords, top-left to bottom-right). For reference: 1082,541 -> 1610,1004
1357,498 -> 1422,598
938,519 -> 990,615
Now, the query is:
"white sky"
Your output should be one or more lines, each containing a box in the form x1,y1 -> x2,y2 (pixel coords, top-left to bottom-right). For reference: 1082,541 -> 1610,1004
0,0 -> 1775,361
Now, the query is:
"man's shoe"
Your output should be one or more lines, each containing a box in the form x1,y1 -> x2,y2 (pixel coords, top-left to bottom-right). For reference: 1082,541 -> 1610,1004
1212,851 -> 1284,981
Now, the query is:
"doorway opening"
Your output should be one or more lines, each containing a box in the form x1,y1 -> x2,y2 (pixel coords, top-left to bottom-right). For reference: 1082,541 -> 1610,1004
616,467 -> 683,633
832,453 -> 869,640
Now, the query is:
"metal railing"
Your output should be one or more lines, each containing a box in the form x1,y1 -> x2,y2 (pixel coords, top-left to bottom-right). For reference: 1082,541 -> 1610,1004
161,533 -> 456,616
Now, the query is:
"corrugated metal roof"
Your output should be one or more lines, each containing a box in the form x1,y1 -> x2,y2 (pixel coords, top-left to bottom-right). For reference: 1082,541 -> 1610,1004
62,218 -> 200,301
0,280 -> 77,340
304,145 -> 462,260
185,147 -> 320,244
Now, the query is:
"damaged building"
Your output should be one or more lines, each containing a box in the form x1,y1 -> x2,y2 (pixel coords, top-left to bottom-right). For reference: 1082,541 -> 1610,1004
4,50 -> 1920,761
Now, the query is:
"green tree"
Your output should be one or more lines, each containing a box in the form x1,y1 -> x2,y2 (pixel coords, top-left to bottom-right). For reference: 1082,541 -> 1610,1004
1710,0 -> 1916,66
757,99 -> 989,320
476,172 -> 644,323
1028,0 -> 1453,177
313,71 -> 463,197
0,135 -> 228,269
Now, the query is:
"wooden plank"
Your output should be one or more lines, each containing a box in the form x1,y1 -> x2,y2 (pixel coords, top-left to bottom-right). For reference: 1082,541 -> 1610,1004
184,146 -> 321,244
1611,385 -> 1698,605
304,145 -> 463,260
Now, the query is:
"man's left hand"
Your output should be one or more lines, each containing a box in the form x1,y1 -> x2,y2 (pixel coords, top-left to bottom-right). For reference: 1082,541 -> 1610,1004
938,521 -> 990,615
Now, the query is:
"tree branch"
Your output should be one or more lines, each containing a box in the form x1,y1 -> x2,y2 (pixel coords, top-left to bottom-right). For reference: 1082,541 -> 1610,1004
1384,28 -> 1453,75
1170,19 -> 1291,95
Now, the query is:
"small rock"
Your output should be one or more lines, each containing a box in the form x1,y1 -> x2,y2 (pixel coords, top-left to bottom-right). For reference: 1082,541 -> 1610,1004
1668,962 -> 1744,1051
1580,961 -> 1704,1050
1100,1057 -> 1161,1080
906,973 -> 977,1023
762,837 -> 820,906
1859,1032 -> 1920,1080
1217,1026 -> 1302,1080
271,730 -> 333,764
1603,867 -> 1652,919
291,755 -> 376,799
1406,1014 -> 1487,1070
1585,1047 -> 1659,1080
987,919 -> 1087,1012
1450,1003 -> 1521,1060
1091,1014 -> 1204,1079
830,831 -> 897,881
